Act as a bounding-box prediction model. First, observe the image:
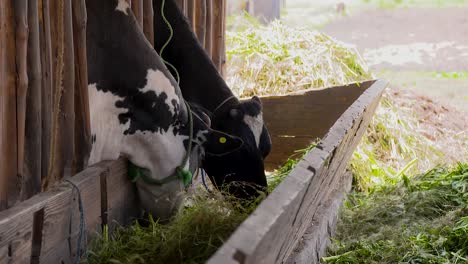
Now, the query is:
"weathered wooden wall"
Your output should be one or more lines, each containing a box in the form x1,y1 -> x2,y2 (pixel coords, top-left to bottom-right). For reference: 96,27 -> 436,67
0,0 -> 228,211
0,158 -> 139,263
0,0 -> 92,210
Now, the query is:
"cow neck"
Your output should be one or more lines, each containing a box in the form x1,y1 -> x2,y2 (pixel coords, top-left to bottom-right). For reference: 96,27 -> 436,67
129,101 -> 194,188
153,0 -> 238,112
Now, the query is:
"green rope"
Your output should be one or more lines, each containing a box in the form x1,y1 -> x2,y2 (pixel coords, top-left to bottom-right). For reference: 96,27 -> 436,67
159,0 -> 180,84
128,101 -> 194,188
128,0 -> 193,187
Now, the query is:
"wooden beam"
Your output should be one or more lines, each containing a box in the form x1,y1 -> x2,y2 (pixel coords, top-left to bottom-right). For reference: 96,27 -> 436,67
72,0 -> 91,175
23,0 -> 43,199
0,0 -> 18,210
14,0 -> 30,204
0,158 -> 140,263
131,0 -> 144,30
194,0 -> 207,47
204,0 -> 213,56
211,0 -> 226,75
39,0 -> 54,190
143,0 -> 154,46
208,80 -> 388,264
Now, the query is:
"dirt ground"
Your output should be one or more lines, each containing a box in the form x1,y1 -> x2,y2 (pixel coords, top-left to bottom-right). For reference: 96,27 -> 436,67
283,2 -> 468,160
283,3 -> 468,113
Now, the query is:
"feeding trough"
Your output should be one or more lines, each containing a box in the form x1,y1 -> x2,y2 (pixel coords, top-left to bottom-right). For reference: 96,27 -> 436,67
0,78 -> 386,263
209,79 -> 387,263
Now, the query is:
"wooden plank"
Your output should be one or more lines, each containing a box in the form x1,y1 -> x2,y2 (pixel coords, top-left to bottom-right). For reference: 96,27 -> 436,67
72,0 -> 91,174
0,0 -> 19,210
131,0 -> 144,29
262,80 -> 373,169
43,0 -> 76,189
106,159 -> 141,232
208,80 -> 387,264
0,159 -> 137,263
14,0 -> 30,204
23,0 -> 43,200
211,0 -> 226,74
39,0 -> 54,189
194,0 -> 207,47
143,0 -> 154,46
285,171 -> 353,264
186,0 -> 195,28
204,0 -> 213,56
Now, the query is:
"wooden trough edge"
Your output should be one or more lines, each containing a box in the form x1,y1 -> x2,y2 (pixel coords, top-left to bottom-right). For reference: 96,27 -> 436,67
208,79 -> 388,264
0,158 -> 139,264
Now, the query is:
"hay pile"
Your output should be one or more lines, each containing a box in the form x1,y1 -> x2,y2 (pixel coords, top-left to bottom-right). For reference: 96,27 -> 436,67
324,163 -> 468,263
225,14 -> 373,97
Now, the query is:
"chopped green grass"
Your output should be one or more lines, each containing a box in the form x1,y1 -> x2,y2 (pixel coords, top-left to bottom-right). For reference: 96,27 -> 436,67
225,14 -> 373,98
324,163 -> 468,263
86,143 -> 317,264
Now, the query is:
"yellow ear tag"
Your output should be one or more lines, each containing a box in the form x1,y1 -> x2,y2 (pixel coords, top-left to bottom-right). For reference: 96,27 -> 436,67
219,137 -> 227,144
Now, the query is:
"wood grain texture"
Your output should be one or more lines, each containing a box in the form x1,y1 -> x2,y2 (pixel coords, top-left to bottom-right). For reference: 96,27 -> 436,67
262,80 -> 373,170
132,0 -> 144,29
72,0 -> 91,175
208,80 -> 387,264
14,0 -> 30,204
143,0 -> 154,46
194,0 -> 207,47
23,0 -> 43,200
39,0 -> 53,189
43,0 -> 76,189
204,0 -> 213,56
0,0 -> 18,210
211,0 -> 226,74
0,159 -> 138,263
285,171 -> 353,264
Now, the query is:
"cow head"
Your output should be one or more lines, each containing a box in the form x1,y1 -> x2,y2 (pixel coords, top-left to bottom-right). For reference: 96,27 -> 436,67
203,96 -> 272,200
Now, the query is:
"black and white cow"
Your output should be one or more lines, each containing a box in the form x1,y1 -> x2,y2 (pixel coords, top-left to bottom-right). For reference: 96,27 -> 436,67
152,0 -> 272,199
86,0 -> 243,220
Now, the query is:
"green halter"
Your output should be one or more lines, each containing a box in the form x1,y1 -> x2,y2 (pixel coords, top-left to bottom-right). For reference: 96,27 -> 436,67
128,101 -> 194,188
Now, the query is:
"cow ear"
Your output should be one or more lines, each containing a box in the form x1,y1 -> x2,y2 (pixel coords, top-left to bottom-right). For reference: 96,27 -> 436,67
252,95 -> 261,105
205,130 -> 243,156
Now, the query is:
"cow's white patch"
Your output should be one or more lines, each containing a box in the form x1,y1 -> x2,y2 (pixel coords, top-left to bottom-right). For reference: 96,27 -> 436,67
115,0 -> 130,15
88,83 -> 130,165
140,69 -> 180,115
244,113 -> 263,148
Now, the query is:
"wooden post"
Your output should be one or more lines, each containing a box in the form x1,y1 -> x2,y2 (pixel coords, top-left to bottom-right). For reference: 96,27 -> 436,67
204,0 -> 213,56
13,0 -> 29,202
43,0 -> 76,189
186,0 -> 195,29
211,0 -> 226,75
0,0 -> 18,209
175,0 -> 187,18
194,0 -> 207,47
39,0 -> 53,189
23,0 -> 43,199
132,0 -> 144,30
72,0 -> 91,175
143,0 -> 154,46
